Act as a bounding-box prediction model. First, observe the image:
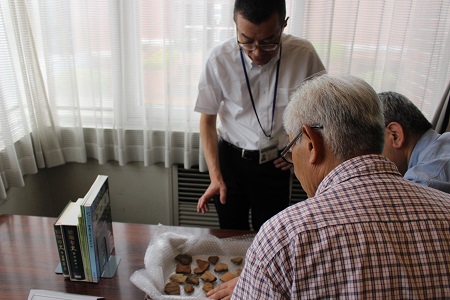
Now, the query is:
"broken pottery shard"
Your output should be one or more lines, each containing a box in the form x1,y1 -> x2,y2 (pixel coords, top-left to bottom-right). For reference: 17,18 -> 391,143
220,272 -> 238,282
164,281 -> 180,295
200,271 -> 217,283
214,262 -> 228,272
170,273 -> 187,284
175,253 -> 192,265
208,255 -> 219,265
176,263 -> 191,274
184,284 -> 195,294
203,282 -> 214,292
186,274 -> 199,285
196,259 -> 210,272
231,257 -> 243,265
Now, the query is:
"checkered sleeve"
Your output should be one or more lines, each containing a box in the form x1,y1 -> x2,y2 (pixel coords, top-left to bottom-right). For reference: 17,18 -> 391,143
232,226 -> 293,299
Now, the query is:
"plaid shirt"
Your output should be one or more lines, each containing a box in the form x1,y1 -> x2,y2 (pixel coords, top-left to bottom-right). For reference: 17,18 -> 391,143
232,155 -> 450,299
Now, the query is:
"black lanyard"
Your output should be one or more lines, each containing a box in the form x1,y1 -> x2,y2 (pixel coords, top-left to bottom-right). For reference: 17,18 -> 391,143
240,46 -> 282,139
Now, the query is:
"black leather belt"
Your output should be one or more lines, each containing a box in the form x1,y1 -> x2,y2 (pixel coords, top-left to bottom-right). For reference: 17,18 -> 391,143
220,138 -> 260,160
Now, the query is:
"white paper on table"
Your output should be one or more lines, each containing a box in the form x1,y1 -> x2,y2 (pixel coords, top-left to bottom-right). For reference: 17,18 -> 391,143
28,289 -> 103,300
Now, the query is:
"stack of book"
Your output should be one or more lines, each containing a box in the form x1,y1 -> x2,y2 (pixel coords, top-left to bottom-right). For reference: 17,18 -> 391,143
53,175 -> 120,283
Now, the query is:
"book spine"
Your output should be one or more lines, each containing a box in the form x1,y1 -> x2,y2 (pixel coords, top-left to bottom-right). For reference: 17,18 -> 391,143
53,224 -> 69,277
78,212 -> 93,282
85,206 -> 100,282
62,225 -> 86,281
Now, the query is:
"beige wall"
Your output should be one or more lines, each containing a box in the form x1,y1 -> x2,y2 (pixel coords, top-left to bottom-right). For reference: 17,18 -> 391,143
0,159 -> 173,225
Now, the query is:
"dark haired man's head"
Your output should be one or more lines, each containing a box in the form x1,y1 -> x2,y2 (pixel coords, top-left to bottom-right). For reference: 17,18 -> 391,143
379,91 -> 432,175
234,0 -> 286,25
379,91 -> 432,139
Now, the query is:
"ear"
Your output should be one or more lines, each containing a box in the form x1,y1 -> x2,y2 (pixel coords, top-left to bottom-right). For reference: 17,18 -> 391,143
385,122 -> 405,149
283,17 -> 289,28
302,125 -> 324,165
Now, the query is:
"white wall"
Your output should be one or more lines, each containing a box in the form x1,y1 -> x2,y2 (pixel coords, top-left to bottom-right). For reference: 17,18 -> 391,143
0,159 -> 173,225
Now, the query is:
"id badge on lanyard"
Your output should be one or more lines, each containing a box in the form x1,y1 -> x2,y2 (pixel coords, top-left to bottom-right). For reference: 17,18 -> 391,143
259,136 -> 279,164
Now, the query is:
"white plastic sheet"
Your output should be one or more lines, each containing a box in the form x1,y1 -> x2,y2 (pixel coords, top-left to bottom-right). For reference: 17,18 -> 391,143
130,226 -> 254,300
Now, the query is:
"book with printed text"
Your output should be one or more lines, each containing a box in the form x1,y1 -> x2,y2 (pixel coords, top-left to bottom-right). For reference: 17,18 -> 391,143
78,208 -> 93,282
53,201 -> 72,277
82,175 -> 116,282
59,198 -> 87,281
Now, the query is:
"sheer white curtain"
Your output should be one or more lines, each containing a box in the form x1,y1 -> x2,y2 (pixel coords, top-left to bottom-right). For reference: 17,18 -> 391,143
0,0 -> 449,200
295,0 -> 450,120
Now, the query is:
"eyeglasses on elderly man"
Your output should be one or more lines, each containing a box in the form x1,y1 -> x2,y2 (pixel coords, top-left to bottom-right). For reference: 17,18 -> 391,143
280,125 -> 323,163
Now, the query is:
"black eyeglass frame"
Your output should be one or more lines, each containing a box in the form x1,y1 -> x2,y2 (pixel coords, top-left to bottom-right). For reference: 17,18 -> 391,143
280,125 -> 323,163
236,18 -> 288,52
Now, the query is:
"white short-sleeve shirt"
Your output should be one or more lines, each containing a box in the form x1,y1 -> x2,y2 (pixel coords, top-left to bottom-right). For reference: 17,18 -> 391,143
195,34 -> 325,150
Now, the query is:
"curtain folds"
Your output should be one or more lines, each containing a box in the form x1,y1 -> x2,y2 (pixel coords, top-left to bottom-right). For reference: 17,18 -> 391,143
1,0 -> 450,200
432,81 -> 450,133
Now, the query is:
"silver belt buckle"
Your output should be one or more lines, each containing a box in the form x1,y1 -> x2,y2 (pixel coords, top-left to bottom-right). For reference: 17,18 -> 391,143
241,149 -> 254,160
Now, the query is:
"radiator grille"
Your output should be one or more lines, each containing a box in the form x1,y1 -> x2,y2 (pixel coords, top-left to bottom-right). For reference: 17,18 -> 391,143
291,176 -> 308,205
172,165 -> 307,228
172,165 -> 220,228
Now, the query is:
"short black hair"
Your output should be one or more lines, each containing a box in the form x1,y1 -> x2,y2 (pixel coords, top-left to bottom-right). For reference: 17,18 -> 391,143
233,0 -> 286,25
378,91 -> 432,139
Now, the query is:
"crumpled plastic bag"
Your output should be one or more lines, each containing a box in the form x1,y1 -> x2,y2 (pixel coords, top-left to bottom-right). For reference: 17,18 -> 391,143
130,226 -> 254,300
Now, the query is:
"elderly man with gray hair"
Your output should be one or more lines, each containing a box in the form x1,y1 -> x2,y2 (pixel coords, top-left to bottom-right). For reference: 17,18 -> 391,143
231,74 -> 450,299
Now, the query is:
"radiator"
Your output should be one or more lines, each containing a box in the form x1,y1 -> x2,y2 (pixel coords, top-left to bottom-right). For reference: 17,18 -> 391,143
171,165 -> 307,228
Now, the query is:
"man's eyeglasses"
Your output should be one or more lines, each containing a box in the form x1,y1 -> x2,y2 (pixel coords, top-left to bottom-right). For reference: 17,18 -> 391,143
236,23 -> 285,52
280,125 -> 323,164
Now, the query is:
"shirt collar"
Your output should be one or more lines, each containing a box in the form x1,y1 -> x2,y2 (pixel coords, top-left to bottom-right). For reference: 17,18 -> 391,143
316,154 -> 401,195
408,129 -> 440,168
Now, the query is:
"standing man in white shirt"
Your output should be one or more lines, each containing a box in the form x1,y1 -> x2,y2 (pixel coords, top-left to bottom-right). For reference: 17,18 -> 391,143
195,0 -> 325,231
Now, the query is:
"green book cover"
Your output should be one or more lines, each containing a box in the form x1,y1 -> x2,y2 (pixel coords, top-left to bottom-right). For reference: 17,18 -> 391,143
78,201 -> 93,282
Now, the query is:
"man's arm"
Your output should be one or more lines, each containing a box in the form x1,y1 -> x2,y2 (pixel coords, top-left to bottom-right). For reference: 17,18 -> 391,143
197,113 -> 227,213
